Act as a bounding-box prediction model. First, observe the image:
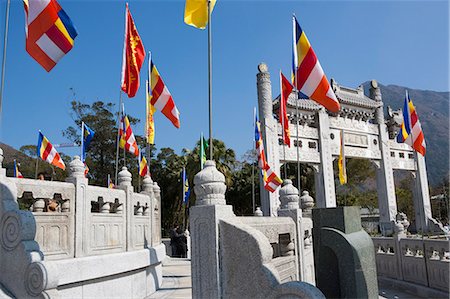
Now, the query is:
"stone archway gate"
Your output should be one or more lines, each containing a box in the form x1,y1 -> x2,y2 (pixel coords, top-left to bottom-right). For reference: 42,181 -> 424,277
256,63 -> 436,234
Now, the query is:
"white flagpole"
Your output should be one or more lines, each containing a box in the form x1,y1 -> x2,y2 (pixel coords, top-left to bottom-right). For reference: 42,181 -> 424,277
207,0 -> 213,160
0,0 -> 11,127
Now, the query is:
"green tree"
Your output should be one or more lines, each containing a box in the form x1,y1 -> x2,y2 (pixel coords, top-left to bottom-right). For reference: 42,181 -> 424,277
63,101 -> 143,186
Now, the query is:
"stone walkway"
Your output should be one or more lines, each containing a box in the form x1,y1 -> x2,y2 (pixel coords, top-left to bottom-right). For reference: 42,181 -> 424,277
147,258 -> 192,299
149,258 -> 433,299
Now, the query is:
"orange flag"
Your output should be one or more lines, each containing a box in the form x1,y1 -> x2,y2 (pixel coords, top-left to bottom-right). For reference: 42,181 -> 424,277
280,71 -> 293,147
121,3 -> 145,98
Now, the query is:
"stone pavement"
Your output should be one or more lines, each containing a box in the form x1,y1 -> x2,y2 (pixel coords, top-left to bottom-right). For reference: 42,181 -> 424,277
148,258 -> 433,299
147,258 -> 192,299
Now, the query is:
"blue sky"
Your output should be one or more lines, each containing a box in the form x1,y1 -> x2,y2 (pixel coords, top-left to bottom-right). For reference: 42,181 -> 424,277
0,0 -> 448,160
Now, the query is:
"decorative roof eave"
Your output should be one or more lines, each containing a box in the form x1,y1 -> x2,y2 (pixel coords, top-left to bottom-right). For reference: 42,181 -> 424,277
273,94 -> 321,112
273,81 -> 382,112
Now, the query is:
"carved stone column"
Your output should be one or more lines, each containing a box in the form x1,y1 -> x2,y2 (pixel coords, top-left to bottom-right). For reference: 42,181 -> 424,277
300,190 -> 315,284
191,160 -> 234,298
66,155 -> 89,257
118,166 -> 133,251
152,181 -> 162,245
257,63 -> 281,216
316,109 -> 336,207
369,80 -> 397,235
141,175 -> 159,246
412,153 -> 433,232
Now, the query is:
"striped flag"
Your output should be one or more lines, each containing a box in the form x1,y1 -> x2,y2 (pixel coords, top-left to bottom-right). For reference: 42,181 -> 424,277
292,15 -> 340,113
23,0 -> 77,72
139,151 -> 149,177
184,0 -> 216,29
37,131 -> 65,170
396,91 -> 426,156
255,113 -> 282,193
338,130 -> 347,185
280,71 -> 293,147
119,115 -> 139,157
121,3 -> 145,98
146,79 -> 156,144
14,160 -> 24,178
149,53 -> 180,128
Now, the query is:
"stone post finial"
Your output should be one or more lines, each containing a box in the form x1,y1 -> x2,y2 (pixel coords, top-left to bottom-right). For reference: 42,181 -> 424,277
69,156 -> 86,178
142,175 -> 154,193
254,207 -> 263,217
193,160 -> 226,206
118,166 -> 132,186
279,179 -> 300,210
300,190 -> 314,212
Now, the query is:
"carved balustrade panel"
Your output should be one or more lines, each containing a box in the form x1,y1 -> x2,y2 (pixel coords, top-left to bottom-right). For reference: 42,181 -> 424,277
132,193 -> 152,250
12,178 -> 75,260
87,186 -> 126,255
399,238 -> 428,286
424,239 -> 450,292
372,237 -> 399,279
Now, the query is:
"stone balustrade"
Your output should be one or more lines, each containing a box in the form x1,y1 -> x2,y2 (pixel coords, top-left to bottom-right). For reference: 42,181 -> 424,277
373,236 -> 449,293
0,152 -> 165,298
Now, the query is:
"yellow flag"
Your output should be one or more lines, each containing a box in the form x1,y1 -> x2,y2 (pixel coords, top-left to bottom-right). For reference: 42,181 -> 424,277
184,0 -> 216,29
338,130 -> 347,185
146,80 -> 156,144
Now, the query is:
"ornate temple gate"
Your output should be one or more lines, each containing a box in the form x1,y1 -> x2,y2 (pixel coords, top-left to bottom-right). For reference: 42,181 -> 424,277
256,63 -> 435,234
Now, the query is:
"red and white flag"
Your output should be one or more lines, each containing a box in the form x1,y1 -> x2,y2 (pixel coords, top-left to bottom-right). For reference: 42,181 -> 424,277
23,0 -> 78,72
119,115 -> 139,157
280,71 -> 293,147
292,16 -> 340,112
149,54 -> 180,128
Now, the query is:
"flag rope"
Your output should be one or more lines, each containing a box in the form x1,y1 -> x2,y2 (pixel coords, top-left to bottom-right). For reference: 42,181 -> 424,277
0,0 -> 11,127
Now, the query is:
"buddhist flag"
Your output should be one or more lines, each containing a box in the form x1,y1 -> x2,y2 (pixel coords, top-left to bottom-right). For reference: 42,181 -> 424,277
255,113 -> 282,192
37,131 -> 65,170
149,53 -> 181,128
146,79 -> 156,144
292,15 -> 340,113
338,130 -> 347,185
139,151 -> 149,177
280,71 -> 293,147
121,3 -> 145,98
14,160 -> 24,178
184,0 -> 216,29
23,0 -> 78,72
119,114 -> 139,157
396,90 -> 426,156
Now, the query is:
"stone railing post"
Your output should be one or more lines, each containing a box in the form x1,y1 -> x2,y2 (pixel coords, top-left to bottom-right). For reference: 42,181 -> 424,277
118,167 -> 133,251
300,190 -> 315,284
278,180 -> 302,281
140,175 -> 159,247
152,181 -> 161,245
66,156 -> 88,257
191,160 -> 234,298
0,148 -> 48,297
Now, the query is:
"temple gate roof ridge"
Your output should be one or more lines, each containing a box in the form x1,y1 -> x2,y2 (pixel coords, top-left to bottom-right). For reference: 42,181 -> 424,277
273,79 -> 382,111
